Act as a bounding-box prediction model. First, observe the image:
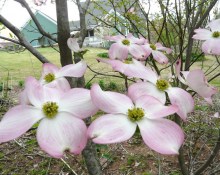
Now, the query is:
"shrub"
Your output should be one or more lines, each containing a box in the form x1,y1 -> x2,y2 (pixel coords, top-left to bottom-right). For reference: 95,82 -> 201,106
18,80 -> 24,88
97,52 -> 109,58
0,82 -> 3,92
182,52 -> 205,62
85,82 -> 92,89
107,81 -> 117,90
98,80 -> 105,89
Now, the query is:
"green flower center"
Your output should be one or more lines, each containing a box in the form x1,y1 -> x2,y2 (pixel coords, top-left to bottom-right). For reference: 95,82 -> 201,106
122,39 -> 130,46
212,31 -> 220,38
44,73 -> 55,83
156,79 -> 169,91
150,44 -> 156,50
123,58 -> 133,64
128,107 -> 145,122
42,102 -> 59,119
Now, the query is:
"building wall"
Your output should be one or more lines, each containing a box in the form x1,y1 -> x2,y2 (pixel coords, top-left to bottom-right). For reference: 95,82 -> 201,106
21,12 -> 57,47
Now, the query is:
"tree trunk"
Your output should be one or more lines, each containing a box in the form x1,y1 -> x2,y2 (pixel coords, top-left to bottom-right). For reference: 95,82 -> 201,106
55,1 -> 102,174
82,140 -> 102,175
56,0 -> 73,66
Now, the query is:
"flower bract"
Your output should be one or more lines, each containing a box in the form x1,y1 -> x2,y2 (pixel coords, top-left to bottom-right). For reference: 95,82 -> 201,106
88,84 -> 184,155
0,77 -> 98,158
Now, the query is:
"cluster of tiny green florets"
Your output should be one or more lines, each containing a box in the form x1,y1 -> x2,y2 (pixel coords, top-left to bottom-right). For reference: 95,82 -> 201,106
42,102 -> 59,119
122,39 -> 130,46
156,79 -> 169,91
128,107 -> 145,122
150,44 -> 156,50
212,31 -> 220,38
123,58 -> 133,64
44,73 -> 55,83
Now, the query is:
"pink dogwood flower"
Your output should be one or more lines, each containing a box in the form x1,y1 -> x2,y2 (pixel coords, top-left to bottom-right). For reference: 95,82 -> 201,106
40,61 -> 87,90
105,59 -> 194,120
105,33 -> 146,60
142,42 -> 172,64
175,59 -> 218,104
96,58 -> 194,120
128,7 -> 135,14
67,38 -> 84,53
97,58 -> 158,83
211,112 -> 219,118
0,77 -> 98,158
128,82 -> 194,121
192,19 -> 220,55
20,61 -> 87,105
33,0 -> 47,6
88,84 -> 184,155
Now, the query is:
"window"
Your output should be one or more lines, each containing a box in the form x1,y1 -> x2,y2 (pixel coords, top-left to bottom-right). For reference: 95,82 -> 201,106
86,29 -> 94,37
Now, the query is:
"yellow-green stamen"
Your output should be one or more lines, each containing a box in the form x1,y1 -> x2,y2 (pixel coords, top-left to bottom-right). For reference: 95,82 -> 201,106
212,31 -> 220,38
42,102 -> 59,119
122,39 -> 130,46
128,107 -> 145,122
44,73 -> 55,83
123,58 -> 133,64
156,79 -> 169,91
150,44 -> 156,50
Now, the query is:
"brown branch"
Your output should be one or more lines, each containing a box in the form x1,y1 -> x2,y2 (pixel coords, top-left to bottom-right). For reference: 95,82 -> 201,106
82,140 -> 102,175
178,147 -> 189,175
194,129 -> 220,175
0,15 -> 49,63
75,1 -> 102,173
121,0 -> 145,37
157,0 -> 170,43
0,36 -> 21,45
76,0 -> 90,48
208,72 -> 220,83
174,115 -> 189,175
55,0 -> 72,66
138,0 -> 151,42
185,0 -> 218,70
87,65 -> 127,79
14,0 -> 58,42
84,0 -> 124,35
194,0 -> 218,29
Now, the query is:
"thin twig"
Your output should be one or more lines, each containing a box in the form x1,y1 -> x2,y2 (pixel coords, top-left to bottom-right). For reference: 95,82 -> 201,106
60,158 -> 78,175
194,129 -> 220,175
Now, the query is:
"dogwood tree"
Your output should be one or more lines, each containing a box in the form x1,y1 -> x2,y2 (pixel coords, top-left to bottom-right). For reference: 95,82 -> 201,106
0,0 -> 219,174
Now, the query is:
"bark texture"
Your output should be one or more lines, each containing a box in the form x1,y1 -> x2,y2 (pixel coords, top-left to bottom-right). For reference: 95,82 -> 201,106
82,140 -> 102,175
55,1 -> 102,174
55,0 -> 73,66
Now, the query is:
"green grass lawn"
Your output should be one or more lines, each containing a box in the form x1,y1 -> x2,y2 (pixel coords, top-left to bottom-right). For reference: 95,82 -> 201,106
0,47 -> 219,89
0,47 -> 112,86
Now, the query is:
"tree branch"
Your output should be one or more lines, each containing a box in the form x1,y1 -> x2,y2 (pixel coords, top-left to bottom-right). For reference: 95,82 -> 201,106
185,0 -> 218,70
194,129 -> 220,175
0,15 -> 49,63
75,0 -> 90,47
194,0 -> 218,29
0,36 -> 21,45
14,0 -> 58,42
55,0 -> 72,66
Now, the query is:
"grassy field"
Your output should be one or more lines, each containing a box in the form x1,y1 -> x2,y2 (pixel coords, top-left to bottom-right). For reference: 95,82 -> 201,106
0,47 -> 124,88
0,47 -> 219,89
